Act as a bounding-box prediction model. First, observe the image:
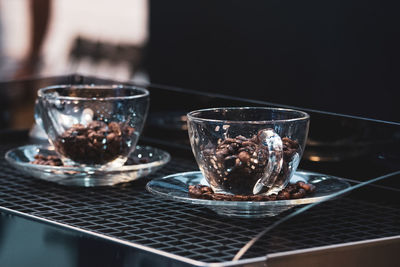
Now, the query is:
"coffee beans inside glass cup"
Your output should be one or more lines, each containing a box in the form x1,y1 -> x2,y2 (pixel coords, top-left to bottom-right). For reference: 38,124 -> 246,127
36,85 -> 149,168
187,107 -> 310,196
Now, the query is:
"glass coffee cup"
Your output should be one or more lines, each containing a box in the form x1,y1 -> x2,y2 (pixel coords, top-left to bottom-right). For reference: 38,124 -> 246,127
187,107 -> 310,195
35,84 -> 149,168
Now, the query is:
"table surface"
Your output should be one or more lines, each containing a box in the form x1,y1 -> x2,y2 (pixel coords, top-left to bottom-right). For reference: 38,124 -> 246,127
0,75 -> 399,267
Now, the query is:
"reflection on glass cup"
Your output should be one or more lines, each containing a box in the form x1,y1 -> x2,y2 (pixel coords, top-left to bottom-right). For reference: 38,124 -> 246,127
187,107 -> 310,196
35,85 -> 149,168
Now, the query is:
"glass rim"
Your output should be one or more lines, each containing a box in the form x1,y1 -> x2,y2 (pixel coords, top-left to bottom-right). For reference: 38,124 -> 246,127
187,107 -> 310,124
37,84 -> 149,101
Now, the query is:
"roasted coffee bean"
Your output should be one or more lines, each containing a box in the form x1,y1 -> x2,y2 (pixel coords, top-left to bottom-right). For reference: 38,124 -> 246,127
189,185 -> 212,199
212,194 -> 224,200
252,195 -> 265,201
201,186 -> 213,194
224,138 -> 236,144
238,151 -> 251,164
297,181 -> 308,190
283,184 -> 297,194
70,123 -> 86,133
291,188 -> 306,199
236,135 -> 247,141
106,132 -> 116,142
108,121 -> 121,133
297,181 -> 316,193
123,125 -> 135,136
277,191 -> 291,200
216,148 -> 229,160
232,195 -> 251,201
188,182 -> 316,201
282,137 -> 300,162
242,140 -> 255,148
34,154 -> 46,160
226,144 -> 235,154
188,185 -> 203,197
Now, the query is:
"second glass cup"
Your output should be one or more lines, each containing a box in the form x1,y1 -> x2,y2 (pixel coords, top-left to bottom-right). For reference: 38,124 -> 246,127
187,107 -> 310,196
36,85 -> 149,168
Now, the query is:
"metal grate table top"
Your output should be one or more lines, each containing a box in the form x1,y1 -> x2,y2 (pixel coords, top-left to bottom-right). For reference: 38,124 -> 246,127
0,132 -> 399,265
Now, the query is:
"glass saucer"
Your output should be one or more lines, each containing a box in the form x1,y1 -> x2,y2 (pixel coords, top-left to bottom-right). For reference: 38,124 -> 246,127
5,145 -> 170,187
146,171 -> 351,218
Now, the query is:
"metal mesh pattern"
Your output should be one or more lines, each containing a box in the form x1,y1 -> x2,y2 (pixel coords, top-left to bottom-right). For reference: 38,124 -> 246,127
0,138 -> 399,263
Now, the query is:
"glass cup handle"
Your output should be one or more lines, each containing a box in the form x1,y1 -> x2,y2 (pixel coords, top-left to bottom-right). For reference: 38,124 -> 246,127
34,99 -> 44,130
253,128 -> 283,195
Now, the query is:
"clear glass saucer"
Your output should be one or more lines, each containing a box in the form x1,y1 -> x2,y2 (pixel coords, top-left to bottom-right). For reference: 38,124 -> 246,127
146,171 -> 351,218
5,145 -> 170,187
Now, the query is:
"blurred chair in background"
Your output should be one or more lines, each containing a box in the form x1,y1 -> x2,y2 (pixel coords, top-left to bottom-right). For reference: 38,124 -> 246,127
0,0 -> 148,83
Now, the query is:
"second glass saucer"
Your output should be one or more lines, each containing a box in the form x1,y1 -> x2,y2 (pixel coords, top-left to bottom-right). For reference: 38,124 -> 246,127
146,171 -> 351,218
5,145 -> 170,187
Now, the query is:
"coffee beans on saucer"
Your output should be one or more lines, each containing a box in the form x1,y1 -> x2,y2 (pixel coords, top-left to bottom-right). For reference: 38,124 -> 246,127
30,152 -> 149,166
188,181 -> 316,201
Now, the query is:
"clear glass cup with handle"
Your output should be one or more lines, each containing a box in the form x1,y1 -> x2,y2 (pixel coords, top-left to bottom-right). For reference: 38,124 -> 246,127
187,107 -> 310,196
35,84 -> 149,169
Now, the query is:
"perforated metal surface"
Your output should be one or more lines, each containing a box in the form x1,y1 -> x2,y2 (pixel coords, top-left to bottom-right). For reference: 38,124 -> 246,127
0,134 -> 399,264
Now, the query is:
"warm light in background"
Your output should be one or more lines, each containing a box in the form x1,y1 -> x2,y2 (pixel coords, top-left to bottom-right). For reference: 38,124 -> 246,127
308,156 -> 321,162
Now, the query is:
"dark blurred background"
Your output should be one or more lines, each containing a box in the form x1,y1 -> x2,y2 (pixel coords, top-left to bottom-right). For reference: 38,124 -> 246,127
0,0 -> 399,130
145,0 -> 399,122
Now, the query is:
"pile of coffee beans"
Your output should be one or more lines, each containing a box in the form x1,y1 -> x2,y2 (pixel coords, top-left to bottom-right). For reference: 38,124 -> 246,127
30,152 -> 149,166
188,181 -> 316,201
202,129 -> 300,195
54,121 -> 135,165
